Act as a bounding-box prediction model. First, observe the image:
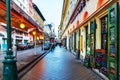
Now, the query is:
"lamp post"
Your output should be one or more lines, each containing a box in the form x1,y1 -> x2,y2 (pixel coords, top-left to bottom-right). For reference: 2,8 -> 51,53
42,36 -> 44,51
40,35 -> 44,51
32,31 -> 36,55
3,0 -> 18,80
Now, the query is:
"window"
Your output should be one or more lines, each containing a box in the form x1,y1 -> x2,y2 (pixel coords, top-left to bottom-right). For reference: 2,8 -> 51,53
101,15 -> 108,50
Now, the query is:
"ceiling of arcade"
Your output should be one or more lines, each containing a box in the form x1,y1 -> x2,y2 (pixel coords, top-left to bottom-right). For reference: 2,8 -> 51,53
0,1 -> 42,36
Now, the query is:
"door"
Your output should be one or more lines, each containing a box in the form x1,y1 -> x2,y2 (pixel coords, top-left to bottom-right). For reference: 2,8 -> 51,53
74,32 -> 76,51
108,2 -> 119,80
90,20 -> 96,67
100,15 -> 108,76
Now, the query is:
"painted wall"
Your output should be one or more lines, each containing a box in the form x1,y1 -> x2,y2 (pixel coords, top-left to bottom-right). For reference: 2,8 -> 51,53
33,8 -> 44,29
12,0 -> 33,17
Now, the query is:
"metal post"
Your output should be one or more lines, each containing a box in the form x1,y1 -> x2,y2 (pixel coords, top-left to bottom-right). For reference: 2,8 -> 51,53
42,36 -> 44,51
34,35 -> 36,55
2,0 -> 18,80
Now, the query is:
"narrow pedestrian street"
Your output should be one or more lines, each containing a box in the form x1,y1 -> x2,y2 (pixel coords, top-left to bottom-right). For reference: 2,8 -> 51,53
21,46 -> 102,80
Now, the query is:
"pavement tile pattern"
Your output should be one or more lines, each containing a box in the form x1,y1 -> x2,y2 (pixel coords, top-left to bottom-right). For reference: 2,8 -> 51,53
0,46 -> 44,80
21,46 -> 102,80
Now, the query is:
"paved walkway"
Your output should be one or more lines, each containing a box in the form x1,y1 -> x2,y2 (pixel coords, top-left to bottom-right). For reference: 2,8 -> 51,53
0,46 -> 45,80
21,46 -> 102,80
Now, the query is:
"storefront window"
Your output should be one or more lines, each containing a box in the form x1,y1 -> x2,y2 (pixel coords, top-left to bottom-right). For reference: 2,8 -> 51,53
100,15 -> 108,76
90,21 -> 96,67
101,16 -> 108,50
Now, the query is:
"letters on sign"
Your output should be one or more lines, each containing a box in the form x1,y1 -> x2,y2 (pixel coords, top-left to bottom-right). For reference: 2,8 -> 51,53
70,0 -> 89,23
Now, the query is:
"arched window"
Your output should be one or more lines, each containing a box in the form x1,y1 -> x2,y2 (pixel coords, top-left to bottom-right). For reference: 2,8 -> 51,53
76,20 -> 80,27
97,0 -> 107,9
83,11 -> 88,21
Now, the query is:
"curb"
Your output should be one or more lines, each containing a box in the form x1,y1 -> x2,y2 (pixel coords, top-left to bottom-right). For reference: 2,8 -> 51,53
18,50 -> 51,79
18,51 -> 47,73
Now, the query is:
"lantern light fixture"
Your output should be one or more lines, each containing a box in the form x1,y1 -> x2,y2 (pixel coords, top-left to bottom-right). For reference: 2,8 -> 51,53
32,31 -> 36,35
20,23 -> 25,29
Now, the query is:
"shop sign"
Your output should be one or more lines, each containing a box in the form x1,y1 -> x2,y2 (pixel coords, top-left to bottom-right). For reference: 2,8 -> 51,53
70,0 -> 89,23
15,36 -> 23,39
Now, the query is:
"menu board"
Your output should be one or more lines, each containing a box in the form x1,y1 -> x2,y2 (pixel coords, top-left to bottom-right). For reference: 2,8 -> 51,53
95,52 -> 102,69
95,49 -> 107,75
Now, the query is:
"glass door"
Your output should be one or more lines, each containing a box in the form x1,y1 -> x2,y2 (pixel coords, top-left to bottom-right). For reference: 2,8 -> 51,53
100,15 -> 108,76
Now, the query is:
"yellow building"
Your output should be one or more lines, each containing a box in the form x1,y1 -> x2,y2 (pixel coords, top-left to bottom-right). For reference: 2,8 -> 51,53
60,0 -> 79,48
60,0 -> 120,80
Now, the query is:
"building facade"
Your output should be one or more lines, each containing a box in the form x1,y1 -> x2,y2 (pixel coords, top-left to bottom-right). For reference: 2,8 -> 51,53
60,0 -> 120,80
12,0 -> 33,17
0,0 -> 45,51
32,3 -> 45,44
60,0 -> 78,48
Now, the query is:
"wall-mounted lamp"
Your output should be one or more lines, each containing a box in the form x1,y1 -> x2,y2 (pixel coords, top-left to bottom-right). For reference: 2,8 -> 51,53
37,37 -> 39,40
32,31 -> 36,35
20,23 -> 25,29
20,16 -> 25,29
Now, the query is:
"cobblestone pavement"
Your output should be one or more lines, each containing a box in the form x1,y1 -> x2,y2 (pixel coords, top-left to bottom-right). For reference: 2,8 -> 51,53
21,46 -> 102,80
0,46 -> 45,80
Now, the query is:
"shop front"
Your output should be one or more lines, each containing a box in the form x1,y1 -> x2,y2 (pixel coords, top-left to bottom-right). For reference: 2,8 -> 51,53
85,2 -> 119,80
68,0 -> 119,79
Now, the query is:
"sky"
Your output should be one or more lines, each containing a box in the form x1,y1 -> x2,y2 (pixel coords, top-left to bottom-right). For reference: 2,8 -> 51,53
33,0 -> 63,37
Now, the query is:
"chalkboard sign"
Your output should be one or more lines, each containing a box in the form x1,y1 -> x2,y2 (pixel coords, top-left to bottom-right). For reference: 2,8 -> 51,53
95,49 -> 107,75
95,52 -> 102,69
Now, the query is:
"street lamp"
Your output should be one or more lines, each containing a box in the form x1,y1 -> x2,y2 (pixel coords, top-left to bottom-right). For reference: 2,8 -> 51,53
32,31 -> 37,55
40,35 -> 44,51
3,0 -> 18,80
